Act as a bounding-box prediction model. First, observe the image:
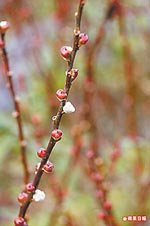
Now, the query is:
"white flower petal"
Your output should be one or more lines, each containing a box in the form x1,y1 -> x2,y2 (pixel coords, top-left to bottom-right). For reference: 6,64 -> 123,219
0,21 -> 8,27
63,101 -> 75,114
33,189 -> 45,202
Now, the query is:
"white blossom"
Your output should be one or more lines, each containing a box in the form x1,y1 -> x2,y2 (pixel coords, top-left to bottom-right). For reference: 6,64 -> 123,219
0,21 -> 8,27
33,189 -> 45,202
0,21 -> 9,31
63,101 -> 75,114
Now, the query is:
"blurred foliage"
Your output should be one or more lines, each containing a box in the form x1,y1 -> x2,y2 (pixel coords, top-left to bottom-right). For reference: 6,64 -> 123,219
0,0 -> 150,226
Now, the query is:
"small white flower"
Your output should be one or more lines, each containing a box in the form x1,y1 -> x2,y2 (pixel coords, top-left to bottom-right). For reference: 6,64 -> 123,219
63,101 -> 75,114
33,189 -> 45,202
0,21 -> 9,31
0,21 -> 8,27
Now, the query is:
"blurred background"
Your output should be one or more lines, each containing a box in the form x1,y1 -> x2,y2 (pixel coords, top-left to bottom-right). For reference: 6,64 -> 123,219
0,0 -> 150,226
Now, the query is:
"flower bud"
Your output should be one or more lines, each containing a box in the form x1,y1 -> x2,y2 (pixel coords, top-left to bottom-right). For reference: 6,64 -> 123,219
86,150 -> 94,159
104,200 -> 112,209
97,211 -> 107,220
56,89 -> 67,101
69,68 -> 78,81
33,189 -> 45,202
0,21 -> 9,33
63,101 -> 75,114
0,40 -> 4,48
60,46 -> 72,60
51,129 -> 62,141
14,217 -> 26,226
37,148 -> 47,158
43,161 -> 54,173
18,192 -> 28,203
79,33 -> 88,45
26,183 -> 35,192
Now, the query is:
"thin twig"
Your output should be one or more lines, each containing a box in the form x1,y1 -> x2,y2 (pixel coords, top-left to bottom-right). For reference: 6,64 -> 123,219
0,28 -> 29,185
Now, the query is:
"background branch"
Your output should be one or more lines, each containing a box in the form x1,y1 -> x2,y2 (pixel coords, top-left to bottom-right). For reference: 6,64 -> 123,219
0,25 -> 29,185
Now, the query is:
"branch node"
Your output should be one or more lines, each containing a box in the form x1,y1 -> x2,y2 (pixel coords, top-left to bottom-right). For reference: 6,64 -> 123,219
74,29 -> 80,36
15,96 -> 20,103
52,116 -> 57,121
20,140 -> 27,147
7,70 -> 13,77
6,82 -> 10,89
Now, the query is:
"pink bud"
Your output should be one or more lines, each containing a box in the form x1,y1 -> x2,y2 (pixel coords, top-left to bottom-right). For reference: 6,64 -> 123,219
14,217 -> 26,226
37,148 -> 47,158
43,161 -> 54,173
26,183 -> 35,192
97,211 -> 107,220
60,46 -> 72,60
104,200 -> 112,209
51,129 -> 62,141
56,89 -> 67,101
79,33 -> 88,45
17,192 -> 28,203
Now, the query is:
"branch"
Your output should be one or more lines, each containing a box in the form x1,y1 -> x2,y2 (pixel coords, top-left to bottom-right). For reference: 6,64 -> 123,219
0,21 -> 29,185
13,0 -> 88,225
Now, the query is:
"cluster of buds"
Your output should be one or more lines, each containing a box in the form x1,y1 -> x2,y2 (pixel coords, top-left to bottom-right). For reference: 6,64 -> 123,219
56,88 -> 75,113
97,201 -> 112,221
59,30 -> 88,117
14,10 -> 88,225
15,145 -> 53,223
60,32 -> 88,61
15,188 -> 46,225
11,1 -> 88,224
86,148 -> 114,223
